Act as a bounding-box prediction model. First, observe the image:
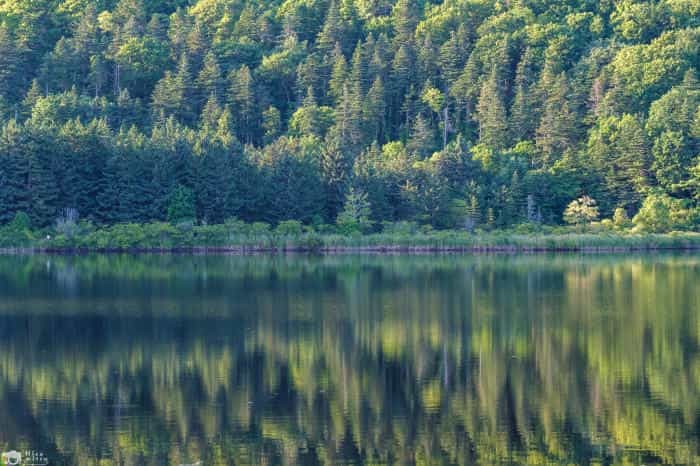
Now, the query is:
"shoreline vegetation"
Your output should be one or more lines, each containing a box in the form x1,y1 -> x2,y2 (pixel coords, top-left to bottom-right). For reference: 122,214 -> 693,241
1,216 -> 700,254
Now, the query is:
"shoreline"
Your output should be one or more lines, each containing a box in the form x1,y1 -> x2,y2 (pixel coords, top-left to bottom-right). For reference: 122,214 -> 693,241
3,243 -> 700,255
3,228 -> 700,255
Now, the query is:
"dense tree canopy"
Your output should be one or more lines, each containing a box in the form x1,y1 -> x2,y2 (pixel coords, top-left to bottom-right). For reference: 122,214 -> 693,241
0,0 -> 698,230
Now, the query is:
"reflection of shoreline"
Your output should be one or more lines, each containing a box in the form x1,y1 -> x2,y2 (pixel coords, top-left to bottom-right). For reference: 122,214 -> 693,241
0,255 -> 697,464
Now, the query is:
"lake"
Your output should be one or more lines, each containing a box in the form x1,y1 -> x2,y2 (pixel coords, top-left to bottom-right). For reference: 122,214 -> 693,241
0,254 -> 698,465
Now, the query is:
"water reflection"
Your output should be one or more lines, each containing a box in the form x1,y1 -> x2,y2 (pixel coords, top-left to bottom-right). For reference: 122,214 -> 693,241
0,254 -> 698,465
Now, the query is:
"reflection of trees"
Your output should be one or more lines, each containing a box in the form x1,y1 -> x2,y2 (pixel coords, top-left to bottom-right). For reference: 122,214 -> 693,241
0,255 -> 698,464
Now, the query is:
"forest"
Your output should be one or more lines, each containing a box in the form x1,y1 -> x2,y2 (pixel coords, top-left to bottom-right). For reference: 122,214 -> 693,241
0,0 -> 698,235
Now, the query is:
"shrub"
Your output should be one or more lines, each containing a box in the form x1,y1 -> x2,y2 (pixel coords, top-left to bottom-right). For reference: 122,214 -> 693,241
275,220 -> 304,236
249,222 -> 271,236
612,207 -> 632,229
632,193 -> 691,233
298,233 -> 324,252
9,212 -> 31,231
563,196 -> 599,229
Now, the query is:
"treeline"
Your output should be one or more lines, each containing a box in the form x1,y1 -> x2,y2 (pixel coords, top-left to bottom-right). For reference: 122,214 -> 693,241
0,0 -> 698,230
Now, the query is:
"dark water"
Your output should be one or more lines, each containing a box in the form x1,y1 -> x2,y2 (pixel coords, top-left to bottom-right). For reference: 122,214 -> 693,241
0,254 -> 699,465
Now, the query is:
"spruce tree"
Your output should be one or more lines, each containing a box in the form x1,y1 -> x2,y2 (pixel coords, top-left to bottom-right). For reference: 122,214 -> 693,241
329,44 -> 348,105
228,65 -> 257,144
364,77 -> 386,144
407,113 -> 435,158
476,70 -> 508,149
196,51 -> 223,108
262,106 -> 282,144
438,30 -> 463,89
392,0 -> 418,50
336,186 -> 373,233
536,73 -> 577,167
317,0 -> 343,55
0,24 -> 20,101
0,121 -> 30,223
510,48 -> 538,142
417,34 -> 438,87
321,134 -> 350,221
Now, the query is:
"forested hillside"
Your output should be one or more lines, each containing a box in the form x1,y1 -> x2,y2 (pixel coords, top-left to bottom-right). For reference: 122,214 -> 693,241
0,0 -> 698,231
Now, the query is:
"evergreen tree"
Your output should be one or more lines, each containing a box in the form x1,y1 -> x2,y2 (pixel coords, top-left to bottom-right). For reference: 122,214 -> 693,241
167,184 -> 196,223
0,121 -> 30,223
510,48 -> 538,142
199,94 -> 222,131
0,24 -> 21,102
333,83 -> 362,151
407,113 -> 435,158
228,65 -> 257,144
390,45 -> 413,132
336,186 -> 373,233
329,44 -> 348,105
476,70 -> 508,149
151,71 -> 184,125
392,0 -> 417,50
262,106 -> 281,144
23,80 -> 43,118
417,34 -> 438,87
364,77 -> 386,144
536,73 -> 577,167
321,134 -> 351,221
438,30 -> 464,89
317,0 -> 343,55
349,41 -> 368,97
589,115 -> 649,213
196,51 -> 224,108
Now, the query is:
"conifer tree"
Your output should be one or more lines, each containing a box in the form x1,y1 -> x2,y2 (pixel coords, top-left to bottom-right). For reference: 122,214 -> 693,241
0,24 -> 20,101
228,65 -> 257,144
417,34 -> 438,87
364,77 -> 386,144
199,94 -> 222,131
262,106 -> 282,144
438,30 -> 464,89
321,133 -> 351,220
329,44 -> 348,105
23,80 -> 43,118
408,113 -> 435,158
392,0 -> 417,50
536,73 -> 577,167
336,186 -> 373,232
317,0 -> 343,55
476,70 -> 508,149
196,51 -> 223,108
510,48 -> 538,142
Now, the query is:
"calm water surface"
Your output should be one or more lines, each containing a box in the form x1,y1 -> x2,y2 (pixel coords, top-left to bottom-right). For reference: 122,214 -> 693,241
0,254 -> 698,465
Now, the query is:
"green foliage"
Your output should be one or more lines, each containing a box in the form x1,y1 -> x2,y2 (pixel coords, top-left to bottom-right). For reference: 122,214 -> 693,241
612,207 -> 632,229
632,192 -> 694,233
0,0 -> 695,233
167,184 -> 196,223
9,211 -> 31,230
336,186 -> 373,234
274,219 -> 304,236
563,196 -> 600,228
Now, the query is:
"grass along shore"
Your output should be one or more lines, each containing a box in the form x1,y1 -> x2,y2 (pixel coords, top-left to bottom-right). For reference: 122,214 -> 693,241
1,218 -> 700,253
